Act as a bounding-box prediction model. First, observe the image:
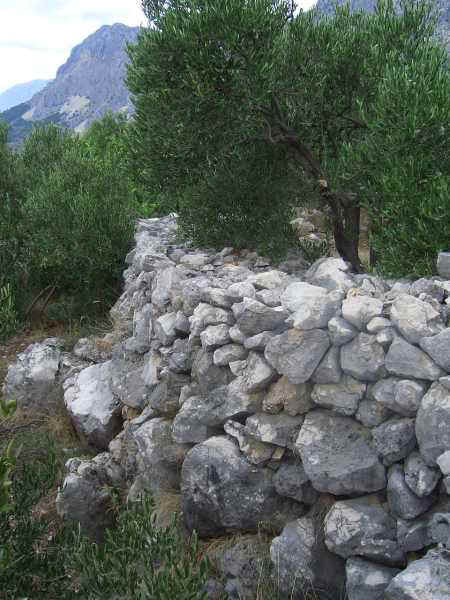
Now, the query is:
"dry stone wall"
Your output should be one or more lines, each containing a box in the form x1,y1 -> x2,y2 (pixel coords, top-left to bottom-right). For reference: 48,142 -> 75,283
4,215 -> 450,600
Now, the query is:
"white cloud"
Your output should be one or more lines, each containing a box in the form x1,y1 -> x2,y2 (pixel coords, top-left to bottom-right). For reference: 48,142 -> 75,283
0,0 -> 318,94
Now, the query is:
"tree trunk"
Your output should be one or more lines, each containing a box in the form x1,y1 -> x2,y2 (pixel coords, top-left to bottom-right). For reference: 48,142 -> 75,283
325,190 -> 364,273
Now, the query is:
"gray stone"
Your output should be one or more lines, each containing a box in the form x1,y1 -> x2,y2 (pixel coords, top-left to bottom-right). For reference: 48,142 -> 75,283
396,498 -> 450,552
181,436 -> 304,537
263,376 -> 313,416
311,345 -> 342,384
342,295 -> 384,330
245,412 -> 304,448
404,452 -> 441,497
385,337 -> 444,380
305,257 -> 354,291
416,382 -> 450,465
232,297 -> 288,336
141,350 -> 161,388
243,331 -> 276,351
73,336 -> 114,363
200,324 -> 231,350
295,410 -> 386,495
437,450 -> 450,475
341,333 -> 386,382
420,328 -> 450,372
132,417 -> 189,493
192,348 -> 232,394
248,269 -> 290,290
376,327 -> 396,348
437,251 -> 450,279
217,537 -> 269,600
64,361 -> 122,450
179,252 -> 211,269
151,265 -> 184,310
148,370 -> 190,416
272,457 -> 318,505
200,287 -> 233,308
366,316 -> 393,334
328,316 -> 358,346
174,311 -> 190,336
189,303 -> 234,336
56,458 -> 117,542
226,281 -> 256,301
255,288 -> 281,307
411,278 -> 445,302
346,557 -> 400,600
371,417 -> 416,466
384,547 -> 450,600
324,495 -> 405,565
390,294 -> 444,344
264,329 -> 330,384
370,377 -> 425,418
270,509 -> 346,600
241,351 -> 277,392
153,311 -> 177,345
223,420 -> 275,465
213,343 -> 247,366
387,464 -> 436,520
281,282 -> 342,329
229,324 -> 246,345
3,337 -> 64,412
356,398 -> 394,428
110,360 -> 149,409
167,338 -> 193,373
311,375 -> 366,416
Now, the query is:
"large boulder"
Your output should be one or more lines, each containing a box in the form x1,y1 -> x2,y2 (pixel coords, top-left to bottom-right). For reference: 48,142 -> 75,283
295,410 -> 386,495
181,436 -> 304,537
270,506 -> 346,599
64,361 -> 122,449
3,337 -> 64,412
385,546 -> 450,600
389,294 -> 444,344
324,495 -> 405,566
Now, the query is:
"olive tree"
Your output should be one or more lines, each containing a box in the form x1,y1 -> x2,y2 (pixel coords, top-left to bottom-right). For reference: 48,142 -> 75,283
128,0 -> 448,272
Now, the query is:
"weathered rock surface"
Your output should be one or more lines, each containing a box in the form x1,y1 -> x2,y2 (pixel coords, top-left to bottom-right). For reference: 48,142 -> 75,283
181,436 -> 303,536
296,410 -> 386,495
264,329 -> 330,384
415,382 -> 450,465
385,337 -> 444,381
64,361 -> 122,449
346,557 -> 400,600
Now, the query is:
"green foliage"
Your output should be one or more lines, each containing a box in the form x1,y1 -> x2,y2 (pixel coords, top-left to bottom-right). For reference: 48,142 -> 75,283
73,494 -> 211,599
129,0 -> 449,273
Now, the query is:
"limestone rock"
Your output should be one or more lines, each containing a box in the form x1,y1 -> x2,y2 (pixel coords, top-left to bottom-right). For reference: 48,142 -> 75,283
200,324 -> 231,350
404,451 -> 441,498
342,295 -> 384,331
281,282 -> 342,329
387,464 -> 436,520
264,329 -> 330,384
241,351 -> 277,392
419,328 -> 450,372
295,410 -> 386,495
328,316 -> 358,346
245,412 -> 304,448
385,337 -> 444,381
189,303 -> 234,337
341,333 -> 386,382
213,343 -> 247,366
272,457 -> 318,505
181,436 -> 304,537
223,420 -> 275,465
390,294 -> 444,344
232,297 -> 288,336
310,345 -> 342,384
263,376 -> 313,416
345,557 -> 400,600
384,547 -> 450,600
356,398 -> 394,428
370,377 -> 428,417
154,312 -> 178,345
311,375 -> 366,416
324,495 -> 405,565
64,361 -> 122,449
270,510 -> 346,599
305,257 -> 354,291
371,418 -> 416,466
3,337 -> 64,412
415,382 -> 450,465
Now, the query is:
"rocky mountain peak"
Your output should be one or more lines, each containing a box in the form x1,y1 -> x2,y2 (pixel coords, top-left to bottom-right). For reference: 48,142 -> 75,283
12,22 -> 140,137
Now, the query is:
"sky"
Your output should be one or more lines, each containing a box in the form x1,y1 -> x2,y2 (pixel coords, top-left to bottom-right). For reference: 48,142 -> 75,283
0,0 -> 318,94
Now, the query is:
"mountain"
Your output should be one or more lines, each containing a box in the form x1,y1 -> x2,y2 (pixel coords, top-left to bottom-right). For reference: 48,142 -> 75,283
1,23 -> 140,146
0,79 -> 51,112
314,0 -> 450,52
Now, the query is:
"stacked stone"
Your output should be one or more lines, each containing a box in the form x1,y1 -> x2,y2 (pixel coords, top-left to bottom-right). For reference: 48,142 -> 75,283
4,215 -> 450,600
